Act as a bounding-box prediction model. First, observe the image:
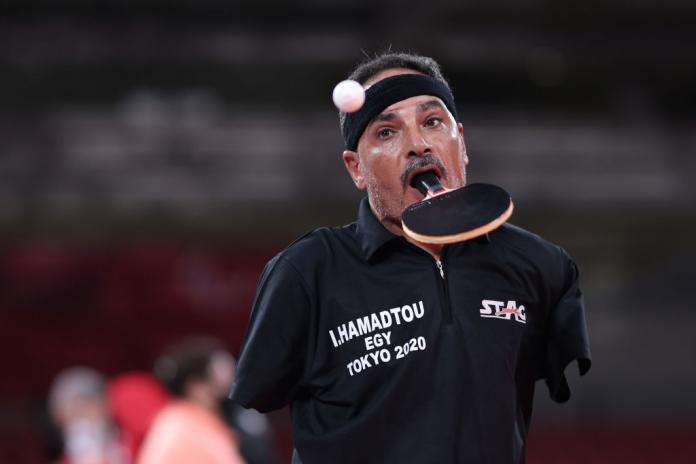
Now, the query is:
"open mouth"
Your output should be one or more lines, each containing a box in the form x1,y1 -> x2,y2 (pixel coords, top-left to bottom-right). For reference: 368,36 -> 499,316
405,166 -> 444,197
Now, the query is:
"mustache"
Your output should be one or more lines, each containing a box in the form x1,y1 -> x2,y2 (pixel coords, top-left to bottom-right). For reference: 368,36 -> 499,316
400,155 -> 447,189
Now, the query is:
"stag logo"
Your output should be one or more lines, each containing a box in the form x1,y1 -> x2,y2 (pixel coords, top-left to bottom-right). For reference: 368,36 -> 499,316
479,300 -> 526,324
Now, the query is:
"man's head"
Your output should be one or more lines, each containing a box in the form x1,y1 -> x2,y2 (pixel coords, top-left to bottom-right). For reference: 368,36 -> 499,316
48,367 -> 120,460
340,52 -> 469,234
154,337 -> 235,412
49,366 -> 110,429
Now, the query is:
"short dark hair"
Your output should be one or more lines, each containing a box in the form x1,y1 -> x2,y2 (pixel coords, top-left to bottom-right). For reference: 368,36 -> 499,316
154,336 -> 224,397
338,52 -> 452,136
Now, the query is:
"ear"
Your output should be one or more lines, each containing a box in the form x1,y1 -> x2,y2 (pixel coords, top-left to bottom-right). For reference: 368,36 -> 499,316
457,122 -> 469,165
342,150 -> 366,190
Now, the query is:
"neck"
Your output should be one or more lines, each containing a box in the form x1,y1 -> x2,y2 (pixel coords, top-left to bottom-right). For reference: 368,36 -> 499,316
406,236 -> 445,260
186,385 -> 220,415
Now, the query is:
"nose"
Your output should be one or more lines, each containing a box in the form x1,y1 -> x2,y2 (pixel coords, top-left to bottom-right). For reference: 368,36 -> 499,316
404,125 -> 432,158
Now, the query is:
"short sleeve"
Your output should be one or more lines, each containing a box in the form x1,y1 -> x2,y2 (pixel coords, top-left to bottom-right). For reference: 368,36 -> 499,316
230,255 -> 312,412
543,254 -> 592,403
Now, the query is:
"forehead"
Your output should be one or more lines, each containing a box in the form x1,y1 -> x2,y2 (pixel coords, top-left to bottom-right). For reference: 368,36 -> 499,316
363,68 -> 424,89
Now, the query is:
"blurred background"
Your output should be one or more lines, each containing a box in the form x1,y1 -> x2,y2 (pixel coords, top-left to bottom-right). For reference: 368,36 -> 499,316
1,0 -> 695,462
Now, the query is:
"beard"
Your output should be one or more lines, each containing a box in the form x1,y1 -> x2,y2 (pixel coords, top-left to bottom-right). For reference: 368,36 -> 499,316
361,154 -> 452,231
362,170 -> 403,230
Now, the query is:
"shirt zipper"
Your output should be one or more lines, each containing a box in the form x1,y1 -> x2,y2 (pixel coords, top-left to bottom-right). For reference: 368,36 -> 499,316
404,241 -> 454,325
435,260 -> 445,279
434,257 -> 453,324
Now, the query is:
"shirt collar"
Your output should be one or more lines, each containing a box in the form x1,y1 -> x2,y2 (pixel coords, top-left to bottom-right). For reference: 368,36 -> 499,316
355,196 -> 491,262
356,197 -> 400,261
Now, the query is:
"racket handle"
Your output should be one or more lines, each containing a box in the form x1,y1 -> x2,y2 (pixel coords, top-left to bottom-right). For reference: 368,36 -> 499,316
411,171 -> 445,196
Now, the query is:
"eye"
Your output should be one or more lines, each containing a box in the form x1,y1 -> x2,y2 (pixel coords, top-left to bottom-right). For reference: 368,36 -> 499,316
377,127 -> 395,139
424,117 -> 442,128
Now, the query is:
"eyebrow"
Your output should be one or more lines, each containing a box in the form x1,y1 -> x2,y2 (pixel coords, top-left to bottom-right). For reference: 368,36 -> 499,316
372,112 -> 396,123
368,99 -> 448,130
417,99 -> 447,113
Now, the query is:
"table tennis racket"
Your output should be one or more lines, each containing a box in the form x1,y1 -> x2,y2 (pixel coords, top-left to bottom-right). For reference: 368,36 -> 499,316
401,171 -> 513,244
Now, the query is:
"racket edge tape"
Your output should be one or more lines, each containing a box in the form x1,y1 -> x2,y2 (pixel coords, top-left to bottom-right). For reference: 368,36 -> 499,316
402,201 -> 514,244
401,183 -> 514,245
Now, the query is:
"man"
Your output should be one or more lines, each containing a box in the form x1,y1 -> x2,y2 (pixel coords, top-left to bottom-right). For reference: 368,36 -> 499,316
48,366 -> 130,464
138,337 -> 246,464
230,52 -> 591,463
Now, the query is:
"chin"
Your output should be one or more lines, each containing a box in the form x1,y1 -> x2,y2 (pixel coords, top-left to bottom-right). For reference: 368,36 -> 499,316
368,186 -> 421,223
398,192 -> 423,216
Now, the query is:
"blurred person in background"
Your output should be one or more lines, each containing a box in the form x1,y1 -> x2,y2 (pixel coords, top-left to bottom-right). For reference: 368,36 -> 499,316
107,372 -> 171,460
48,367 -> 130,464
222,399 -> 279,464
137,337 -> 252,464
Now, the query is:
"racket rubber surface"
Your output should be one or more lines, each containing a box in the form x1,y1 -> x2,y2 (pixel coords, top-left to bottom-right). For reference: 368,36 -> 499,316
401,183 -> 513,244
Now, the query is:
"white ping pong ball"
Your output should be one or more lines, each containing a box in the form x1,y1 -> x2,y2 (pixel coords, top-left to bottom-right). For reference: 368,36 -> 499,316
332,80 -> 365,113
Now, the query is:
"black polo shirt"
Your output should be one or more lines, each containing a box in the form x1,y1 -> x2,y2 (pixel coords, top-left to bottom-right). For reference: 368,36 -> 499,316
231,197 -> 591,464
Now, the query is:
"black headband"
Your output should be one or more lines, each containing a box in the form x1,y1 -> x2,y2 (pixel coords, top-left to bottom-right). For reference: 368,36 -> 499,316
342,74 -> 458,151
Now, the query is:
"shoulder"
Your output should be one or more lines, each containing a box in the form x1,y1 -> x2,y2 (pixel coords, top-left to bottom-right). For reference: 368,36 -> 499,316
268,223 -> 359,274
489,223 -> 576,280
139,404 -> 195,455
140,403 -> 237,464
492,223 -> 570,259
148,402 -> 197,432
488,224 -> 583,318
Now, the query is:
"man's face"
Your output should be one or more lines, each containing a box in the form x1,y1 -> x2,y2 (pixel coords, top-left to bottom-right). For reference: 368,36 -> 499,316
208,351 -> 235,400
343,69 -> 469,232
